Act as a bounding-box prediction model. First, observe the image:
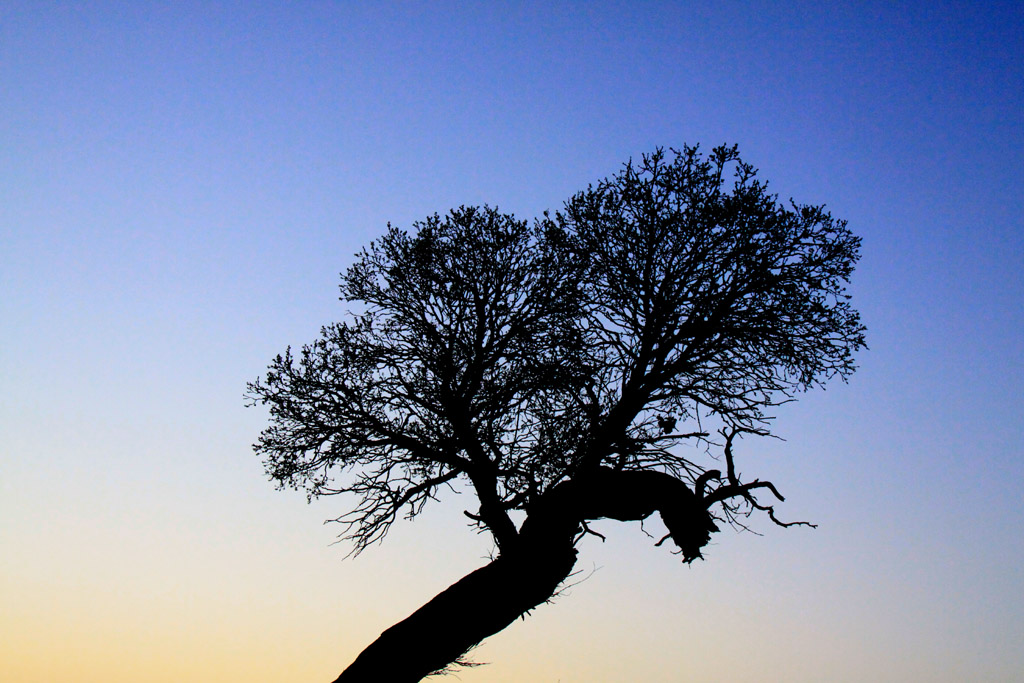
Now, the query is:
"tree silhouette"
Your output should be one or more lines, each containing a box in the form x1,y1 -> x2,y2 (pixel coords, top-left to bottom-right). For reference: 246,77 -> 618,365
247,145 -> 866,682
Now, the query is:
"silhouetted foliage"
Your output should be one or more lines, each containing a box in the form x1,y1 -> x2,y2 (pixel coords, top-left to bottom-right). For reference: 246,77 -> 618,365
248,145 -> 866,681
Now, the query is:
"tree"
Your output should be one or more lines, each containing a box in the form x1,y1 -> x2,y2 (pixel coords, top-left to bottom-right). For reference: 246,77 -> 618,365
247,145 -> 866,681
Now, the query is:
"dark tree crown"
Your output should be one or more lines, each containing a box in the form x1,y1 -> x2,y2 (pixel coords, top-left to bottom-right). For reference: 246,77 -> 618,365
247,145 -> 866,554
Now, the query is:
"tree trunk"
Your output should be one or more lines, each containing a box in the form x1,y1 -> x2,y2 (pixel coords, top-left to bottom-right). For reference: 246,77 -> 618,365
332,526 -> 579,682
332,467 -> 715,682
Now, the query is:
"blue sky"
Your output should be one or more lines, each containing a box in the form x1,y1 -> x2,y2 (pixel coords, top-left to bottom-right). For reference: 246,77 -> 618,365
2,2 -> 1022,681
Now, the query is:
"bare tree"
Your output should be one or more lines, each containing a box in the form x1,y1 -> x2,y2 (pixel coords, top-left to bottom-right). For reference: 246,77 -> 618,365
247,145 -> 866,681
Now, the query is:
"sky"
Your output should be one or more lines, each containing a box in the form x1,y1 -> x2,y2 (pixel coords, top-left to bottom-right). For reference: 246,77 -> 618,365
1,1 -> 1022,681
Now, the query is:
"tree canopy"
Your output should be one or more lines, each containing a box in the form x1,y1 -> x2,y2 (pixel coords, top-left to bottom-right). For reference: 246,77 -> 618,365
247,144 -> 866,681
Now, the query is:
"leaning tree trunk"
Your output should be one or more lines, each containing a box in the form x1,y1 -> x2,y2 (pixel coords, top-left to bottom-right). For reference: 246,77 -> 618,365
332,515 -> 580,682
332,468 -> 716,682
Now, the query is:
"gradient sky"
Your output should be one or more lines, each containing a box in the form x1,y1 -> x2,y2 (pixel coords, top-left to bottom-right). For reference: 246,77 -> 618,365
2,2 -> 1022,681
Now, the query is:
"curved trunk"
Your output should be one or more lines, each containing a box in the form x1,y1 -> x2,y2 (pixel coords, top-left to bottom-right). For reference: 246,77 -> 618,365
332,467 -> 716,682
332,528 -> 579,682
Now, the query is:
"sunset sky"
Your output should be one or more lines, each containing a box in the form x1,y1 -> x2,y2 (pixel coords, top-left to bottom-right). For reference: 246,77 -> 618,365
2,2 -> 1022,681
